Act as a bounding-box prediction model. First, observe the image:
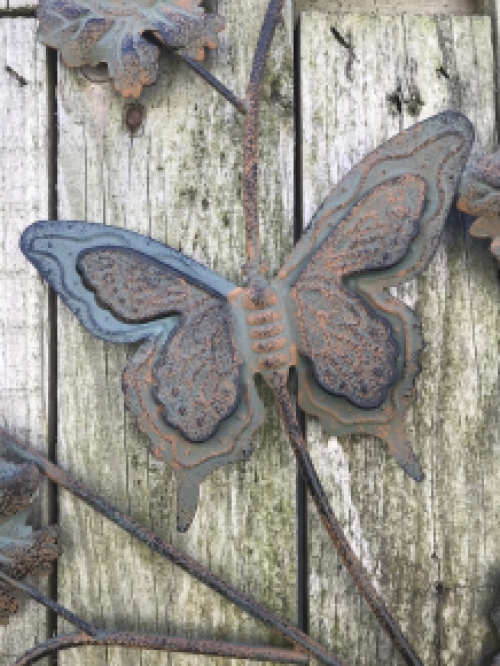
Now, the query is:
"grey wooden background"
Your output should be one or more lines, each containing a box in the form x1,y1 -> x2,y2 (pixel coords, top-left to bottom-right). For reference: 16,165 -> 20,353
1,1 -> 500,665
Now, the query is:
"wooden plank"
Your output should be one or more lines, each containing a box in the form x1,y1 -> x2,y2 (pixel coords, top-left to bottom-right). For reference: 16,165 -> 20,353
0,1 -> 38,13
479,1 -> 500,120
0,18 -> 50,665
300,12 -> 498,666
56,3 -> 296,666
295,0 -> 479,16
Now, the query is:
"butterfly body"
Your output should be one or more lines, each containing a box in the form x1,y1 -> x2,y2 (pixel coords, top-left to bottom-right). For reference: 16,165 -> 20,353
21,111 -> 474,531
228,281 -> 296,381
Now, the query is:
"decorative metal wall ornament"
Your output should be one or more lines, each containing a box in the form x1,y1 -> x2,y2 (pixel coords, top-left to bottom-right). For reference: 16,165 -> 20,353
0,0 -> 477,664
457,148 -> 500,259
37,0 -> 248,111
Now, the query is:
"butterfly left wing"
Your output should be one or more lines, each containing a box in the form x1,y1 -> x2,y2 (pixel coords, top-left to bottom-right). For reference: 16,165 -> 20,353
21,222 -> 265,531
274,112 -> 474,479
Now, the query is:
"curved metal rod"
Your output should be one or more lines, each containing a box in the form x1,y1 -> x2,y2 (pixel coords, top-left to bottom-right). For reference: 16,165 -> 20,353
271,374 -> 423,666
3,557 -> 307,665
176,52 -> 248,115
0,571 -> 100,637
242,0 -> 286,274
11,632 -> 309,666
0,427 -> 348,666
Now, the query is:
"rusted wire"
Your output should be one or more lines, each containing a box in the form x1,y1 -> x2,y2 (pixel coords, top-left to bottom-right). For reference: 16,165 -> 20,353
11,632 -> 309,665
2,548 -> 308,664
0,571 -> 100,637
176,52 -> 248,114
242,0 -> 286,275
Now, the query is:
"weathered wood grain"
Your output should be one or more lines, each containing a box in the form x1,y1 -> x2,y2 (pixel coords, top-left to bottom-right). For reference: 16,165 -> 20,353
56,2 -> 296,665
295,0 -> 480,16
480,0 -> 500,120
300,12 -> 499,666
0,0 -> 37,13
0,18 -> 50,666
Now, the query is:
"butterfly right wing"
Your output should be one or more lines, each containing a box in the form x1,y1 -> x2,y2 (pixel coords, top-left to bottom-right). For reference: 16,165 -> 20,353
274,112 -> 473,479
21,222 -> 265,530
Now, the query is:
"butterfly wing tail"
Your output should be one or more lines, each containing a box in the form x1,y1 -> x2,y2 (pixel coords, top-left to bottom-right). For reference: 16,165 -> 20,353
176,474 -> 201,533
123,332 -> 264,532
384,423 -> 424,482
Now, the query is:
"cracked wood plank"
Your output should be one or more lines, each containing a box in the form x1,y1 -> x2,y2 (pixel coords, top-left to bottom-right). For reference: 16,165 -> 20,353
300,12 -> 498,666
56,2 -> 296,666
0,18 -> 50,666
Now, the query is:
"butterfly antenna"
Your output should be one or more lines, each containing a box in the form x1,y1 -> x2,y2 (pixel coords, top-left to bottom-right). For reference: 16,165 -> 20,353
242,0 -> 286,279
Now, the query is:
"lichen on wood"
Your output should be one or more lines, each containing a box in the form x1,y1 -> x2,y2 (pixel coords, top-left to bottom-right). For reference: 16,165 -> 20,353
0,17 -> 51,665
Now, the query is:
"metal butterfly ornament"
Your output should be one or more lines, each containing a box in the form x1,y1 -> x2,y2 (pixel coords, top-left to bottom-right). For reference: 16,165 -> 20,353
20,111 -> 473,532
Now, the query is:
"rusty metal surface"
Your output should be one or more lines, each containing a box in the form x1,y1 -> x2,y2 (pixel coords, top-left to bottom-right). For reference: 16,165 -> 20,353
277,112 -> 473,482
0,458 -> 60,625
242,0 -> 287,277
290,174 -> 428,409
21,223 -> 264,533
37,0 -> 225,97
20,46 -> 472,666
2,571 -> 309,665
457,149 -> 500,260
12,632 -> 310,666
0,460 -> 39,520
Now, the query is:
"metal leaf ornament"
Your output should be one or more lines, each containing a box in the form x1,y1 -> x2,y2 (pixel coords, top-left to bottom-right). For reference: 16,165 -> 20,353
0,459 -> 60,624
37,0 -> 225,97
457,148 -> 500,260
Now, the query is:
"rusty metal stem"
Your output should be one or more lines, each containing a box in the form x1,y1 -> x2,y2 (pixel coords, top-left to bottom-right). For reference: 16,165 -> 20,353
11,632 -> 309,666
1,562 -> 308,665
271,374 -> 424,666
176,52 -> 248,115
243,0 -> 286,273
0,571 -> 100,638
0,427 -> 348,666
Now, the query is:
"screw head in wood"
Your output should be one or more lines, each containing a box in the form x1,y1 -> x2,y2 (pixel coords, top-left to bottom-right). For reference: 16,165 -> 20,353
125,104 -> 144,133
